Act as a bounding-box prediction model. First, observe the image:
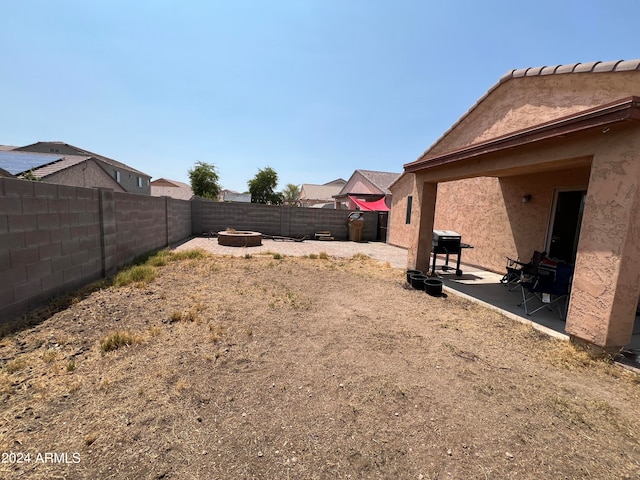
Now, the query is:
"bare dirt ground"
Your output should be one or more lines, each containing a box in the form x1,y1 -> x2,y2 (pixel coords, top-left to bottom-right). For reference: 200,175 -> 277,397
0,250 -> 639,479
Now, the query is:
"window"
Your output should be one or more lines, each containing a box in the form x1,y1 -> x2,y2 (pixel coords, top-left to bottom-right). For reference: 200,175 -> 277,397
137,176 -> 142,187
114,170 -> 121,183
405,195 -> 413,224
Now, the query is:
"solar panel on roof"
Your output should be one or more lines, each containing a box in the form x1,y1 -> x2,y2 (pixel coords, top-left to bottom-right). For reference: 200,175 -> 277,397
0,151 -> 63,175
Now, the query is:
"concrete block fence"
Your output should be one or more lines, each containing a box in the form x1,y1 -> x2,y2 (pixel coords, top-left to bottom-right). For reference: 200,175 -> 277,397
1,177 -> 380,323
192,198 -> 378,241
0,178 -> 191,322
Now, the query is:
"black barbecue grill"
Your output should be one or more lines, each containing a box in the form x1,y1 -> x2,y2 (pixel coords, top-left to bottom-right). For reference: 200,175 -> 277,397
431,230 -> 473,277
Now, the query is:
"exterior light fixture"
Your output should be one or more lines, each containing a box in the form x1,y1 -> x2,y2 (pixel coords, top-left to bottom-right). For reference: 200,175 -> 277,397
522,194 -> 532,203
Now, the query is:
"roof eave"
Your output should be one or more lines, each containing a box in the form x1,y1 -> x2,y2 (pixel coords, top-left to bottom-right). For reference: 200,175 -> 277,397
404,96 -> 640,173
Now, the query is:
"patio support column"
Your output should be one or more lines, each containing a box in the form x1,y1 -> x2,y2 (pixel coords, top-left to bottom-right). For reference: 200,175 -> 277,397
408,180 -> 437,272
566,129 -> 640,351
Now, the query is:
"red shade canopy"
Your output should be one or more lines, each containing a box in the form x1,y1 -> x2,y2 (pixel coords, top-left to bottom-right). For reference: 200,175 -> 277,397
348,196 -> 389,211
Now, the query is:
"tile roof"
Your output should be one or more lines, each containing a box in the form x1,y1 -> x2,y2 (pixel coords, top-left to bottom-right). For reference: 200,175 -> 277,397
151,178 -> 191,189
355,170 -> 401,194
323,178 -> 347,186
421,58 -> 640,160
31,154 -> 93,177
300,183 -> 344,201
151,178 -> 194,200
16,142 -> 149,177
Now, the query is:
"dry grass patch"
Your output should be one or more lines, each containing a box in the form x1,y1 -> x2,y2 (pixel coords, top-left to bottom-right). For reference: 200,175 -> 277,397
0,254 -> 638,480
3,357 -> 27,374
100,331 -> 143,352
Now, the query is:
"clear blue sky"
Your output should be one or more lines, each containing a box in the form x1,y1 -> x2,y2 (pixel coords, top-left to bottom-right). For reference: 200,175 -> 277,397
2,1 -> 639,192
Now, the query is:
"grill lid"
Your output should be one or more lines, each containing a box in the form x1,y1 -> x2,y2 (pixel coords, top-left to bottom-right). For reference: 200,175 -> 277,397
433,230 -> 461,240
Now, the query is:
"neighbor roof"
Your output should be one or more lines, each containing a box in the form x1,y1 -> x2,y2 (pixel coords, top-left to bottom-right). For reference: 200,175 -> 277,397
300,183 -> 343,201
354,170 -> 401,194
324,178 -> 346,186
0,150 -> 91,176
151,178 -> 193,200
16,141 -> 149,177
151,178 -> 191,189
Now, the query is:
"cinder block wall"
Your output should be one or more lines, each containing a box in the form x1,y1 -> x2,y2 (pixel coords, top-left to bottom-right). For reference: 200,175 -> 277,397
113,192 -> 167,268
1,179 -> 379,323
193,198 -> 378,241
168,198 -> 192,244
1,179 -> 104,321
0,178 -> 192,323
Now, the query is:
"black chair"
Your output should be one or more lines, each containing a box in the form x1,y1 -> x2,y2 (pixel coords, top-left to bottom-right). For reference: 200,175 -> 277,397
519,262 -> 574,320
501,250 -> 546,291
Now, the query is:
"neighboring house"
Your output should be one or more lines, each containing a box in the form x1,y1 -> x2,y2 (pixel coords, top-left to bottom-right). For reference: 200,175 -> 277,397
2,141 -> 151,194
218,189 -> 251,203
388,58 -> 640,352
335,170 -> 400,210
151,178 -> 194,200
299,178 -> 346,208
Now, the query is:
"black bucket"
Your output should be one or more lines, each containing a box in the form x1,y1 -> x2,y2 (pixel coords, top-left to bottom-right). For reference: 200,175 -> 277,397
410,274 -> 429,290
406,270 -> 422,284
424,278 -> 444,296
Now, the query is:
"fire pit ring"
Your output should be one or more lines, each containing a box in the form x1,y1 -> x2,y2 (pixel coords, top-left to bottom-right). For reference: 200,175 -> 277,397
217,231 -> 263,247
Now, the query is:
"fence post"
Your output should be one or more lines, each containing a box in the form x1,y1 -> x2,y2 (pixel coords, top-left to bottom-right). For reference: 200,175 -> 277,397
164,196 -> 170,247
280,204 -> 291,237
191,197 -> 202,236
98,188 -> 116,277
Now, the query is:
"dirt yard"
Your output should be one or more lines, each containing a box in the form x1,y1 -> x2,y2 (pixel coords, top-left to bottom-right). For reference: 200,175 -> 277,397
1,250 -> 639,479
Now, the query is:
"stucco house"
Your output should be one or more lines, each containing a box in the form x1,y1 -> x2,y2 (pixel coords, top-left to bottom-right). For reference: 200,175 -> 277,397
388,59 -> 640,353
334,170 -> 400,210
299,178 -> 346,208
0,141 -> 151,194
151,178 -> 194,200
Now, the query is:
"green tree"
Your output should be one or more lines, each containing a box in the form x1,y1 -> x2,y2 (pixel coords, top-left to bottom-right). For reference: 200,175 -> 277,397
188,161 -> 221,199
281,183 -> 300,206
247,166 -> 283,204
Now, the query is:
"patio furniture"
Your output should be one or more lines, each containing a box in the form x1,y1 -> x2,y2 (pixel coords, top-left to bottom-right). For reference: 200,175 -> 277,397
519,261 -> 574,320
501,250 -> 546,291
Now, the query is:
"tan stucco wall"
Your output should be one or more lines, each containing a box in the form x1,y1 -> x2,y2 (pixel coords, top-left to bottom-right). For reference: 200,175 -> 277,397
343,177 -> 378,194
566,127 -> 640,348
388,173 -> 417,249
426,72 -> 640,156
433,167 -> 591,273
395,69 -> 640,349
45,161 -> 126,191
391,165 -> 592,272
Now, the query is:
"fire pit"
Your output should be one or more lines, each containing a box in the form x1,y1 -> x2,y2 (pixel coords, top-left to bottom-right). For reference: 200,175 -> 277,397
217,231 -> 263,247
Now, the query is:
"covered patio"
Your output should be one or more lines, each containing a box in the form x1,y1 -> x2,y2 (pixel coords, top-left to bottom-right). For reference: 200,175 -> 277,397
404,96 -> 640,354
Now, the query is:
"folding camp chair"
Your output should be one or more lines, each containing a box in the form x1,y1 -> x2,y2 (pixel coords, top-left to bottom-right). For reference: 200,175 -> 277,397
519,262 -> 574,320
501,250 -> 546,291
